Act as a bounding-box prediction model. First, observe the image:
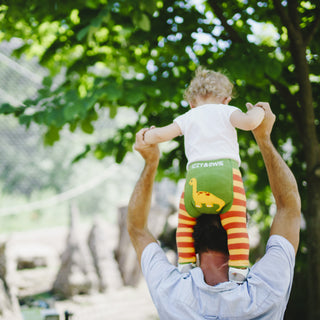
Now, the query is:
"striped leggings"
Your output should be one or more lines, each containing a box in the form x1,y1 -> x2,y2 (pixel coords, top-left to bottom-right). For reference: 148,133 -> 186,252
176,168 -> 249,268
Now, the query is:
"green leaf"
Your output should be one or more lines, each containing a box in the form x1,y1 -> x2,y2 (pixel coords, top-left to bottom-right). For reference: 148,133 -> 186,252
77,26 -> 90,41
72,144 -> 91,163
105,83 -> 123,102
132,13 -> 151,32
44,126 -> 60,145
115,145 -> 126,163
91,16 -> 103,28
145,86 -> 161,98
0,103 -> 16,115
264,59 -> 282,79
86,0 -> 99,9
126,87 -> 145,105
81,118 -> 94,134
18,114 -> 32,128
44,108 -> 66,127
42,76 -> 53,87
94,148 -> 105,159
109,104 -> 117,118
64,103 -> 81,121
139,0 -> 158,15
69,120 -> 78,132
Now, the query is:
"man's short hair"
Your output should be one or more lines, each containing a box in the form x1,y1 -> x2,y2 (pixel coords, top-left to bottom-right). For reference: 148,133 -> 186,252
193,214 -> 229,255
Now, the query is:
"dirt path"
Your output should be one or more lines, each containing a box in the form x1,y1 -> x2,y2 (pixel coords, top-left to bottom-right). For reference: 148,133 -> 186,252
8,223 -> 159,320
55,282 -> 158,320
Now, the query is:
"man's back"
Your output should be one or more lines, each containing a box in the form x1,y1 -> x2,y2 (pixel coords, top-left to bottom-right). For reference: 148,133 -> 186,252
142,235 -> 295,320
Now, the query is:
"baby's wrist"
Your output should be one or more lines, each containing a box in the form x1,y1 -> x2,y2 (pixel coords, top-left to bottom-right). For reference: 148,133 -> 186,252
143,128 -> 153,144
142,129 -> 148,141
254,105 -> 265,112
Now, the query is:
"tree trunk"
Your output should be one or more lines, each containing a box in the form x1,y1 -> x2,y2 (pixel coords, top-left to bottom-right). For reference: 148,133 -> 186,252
297,78 -> 320,320
296,59 -> 320,320
297,70 -> 320,319
306,172 -> 320,319
283,7 -> 320,316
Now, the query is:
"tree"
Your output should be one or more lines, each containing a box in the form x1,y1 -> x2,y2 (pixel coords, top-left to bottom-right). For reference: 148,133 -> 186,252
0,0 -> 319,318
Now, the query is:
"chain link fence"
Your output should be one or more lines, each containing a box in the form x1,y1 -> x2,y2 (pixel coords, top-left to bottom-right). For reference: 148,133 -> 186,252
0,40 -> 160,320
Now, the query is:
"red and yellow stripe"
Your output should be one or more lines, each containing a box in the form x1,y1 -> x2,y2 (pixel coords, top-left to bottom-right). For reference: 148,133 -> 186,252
220,168 -> 249,268
176,193 -> 197,264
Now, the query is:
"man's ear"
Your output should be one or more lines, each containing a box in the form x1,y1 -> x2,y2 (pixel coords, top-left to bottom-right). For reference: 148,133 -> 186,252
223,97 -> 232,105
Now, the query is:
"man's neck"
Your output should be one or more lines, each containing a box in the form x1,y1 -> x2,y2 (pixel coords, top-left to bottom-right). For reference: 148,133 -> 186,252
199,251 -> 229,286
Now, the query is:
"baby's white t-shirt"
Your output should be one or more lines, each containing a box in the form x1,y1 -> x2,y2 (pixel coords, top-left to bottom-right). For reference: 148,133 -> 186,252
174,104 -> 241,168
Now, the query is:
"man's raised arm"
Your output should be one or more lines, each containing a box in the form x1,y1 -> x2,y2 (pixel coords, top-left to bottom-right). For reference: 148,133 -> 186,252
127,128 -> 160,263
251,102 -> 301,253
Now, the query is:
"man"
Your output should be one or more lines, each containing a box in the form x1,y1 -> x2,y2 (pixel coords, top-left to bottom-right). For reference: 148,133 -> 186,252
127,102 -> 301,319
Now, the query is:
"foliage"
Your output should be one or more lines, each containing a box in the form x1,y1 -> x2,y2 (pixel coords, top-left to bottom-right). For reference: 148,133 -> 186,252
0,0 -> 199,172
0,0 -> 317,176
1,0 -> 320,318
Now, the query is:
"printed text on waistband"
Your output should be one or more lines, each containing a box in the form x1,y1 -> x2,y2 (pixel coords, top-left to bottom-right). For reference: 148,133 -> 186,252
190,161 -> 224,169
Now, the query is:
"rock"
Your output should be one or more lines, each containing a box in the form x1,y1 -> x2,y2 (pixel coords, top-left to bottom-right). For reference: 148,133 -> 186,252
9,234 -> 61,297
0,241 -> 22,320
52,203 -> 99,298
88,217 -> 122,292
114,206 -> 142,287
114,180 -> 178,287
17,256 -> 47,270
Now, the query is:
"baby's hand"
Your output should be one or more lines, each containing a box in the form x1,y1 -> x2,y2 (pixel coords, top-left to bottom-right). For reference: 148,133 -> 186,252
141,126 -> 156,144
134,128 -> 160,162
246,102 -> 266,113
246,102 -> 254,111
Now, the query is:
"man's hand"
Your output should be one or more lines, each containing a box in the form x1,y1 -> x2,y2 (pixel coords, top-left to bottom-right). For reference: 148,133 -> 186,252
134,128 -> 160,165
246,102 -> 276,141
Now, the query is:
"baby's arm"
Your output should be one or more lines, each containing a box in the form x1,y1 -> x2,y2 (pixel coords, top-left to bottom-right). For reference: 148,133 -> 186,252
143,122 -> 182,144
230,103 -> 265,131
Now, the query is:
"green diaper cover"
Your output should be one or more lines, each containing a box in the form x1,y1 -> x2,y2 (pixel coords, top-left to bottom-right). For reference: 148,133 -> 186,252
184,159 -> 238,218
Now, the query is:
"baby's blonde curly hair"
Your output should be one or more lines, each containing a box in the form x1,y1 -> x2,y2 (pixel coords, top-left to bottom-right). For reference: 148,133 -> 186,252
184,66 -> 235,106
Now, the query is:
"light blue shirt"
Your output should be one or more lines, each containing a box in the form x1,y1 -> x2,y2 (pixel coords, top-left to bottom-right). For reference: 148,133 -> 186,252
141,235 -> 295,320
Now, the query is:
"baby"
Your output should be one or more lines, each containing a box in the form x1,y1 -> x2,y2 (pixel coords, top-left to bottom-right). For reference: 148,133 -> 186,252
143,66 -> 265,282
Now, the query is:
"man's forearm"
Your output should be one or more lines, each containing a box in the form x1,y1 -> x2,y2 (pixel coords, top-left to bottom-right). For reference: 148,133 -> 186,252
128,161 -> 158,230
255,134 -> 301,252
255,136 -> 300,210
250,102 -> 301,252
127,159 -> 158,262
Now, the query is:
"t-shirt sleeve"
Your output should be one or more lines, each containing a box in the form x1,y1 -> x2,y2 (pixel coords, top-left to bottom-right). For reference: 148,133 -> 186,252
173,113 -> 188,135
249,235 -> 295,298
225,105 -> 241,120
141,243 -> 177,290
141,242 -> 176,278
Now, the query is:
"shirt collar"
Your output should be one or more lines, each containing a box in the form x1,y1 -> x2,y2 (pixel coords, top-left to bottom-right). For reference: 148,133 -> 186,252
190,267 -> 239,292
